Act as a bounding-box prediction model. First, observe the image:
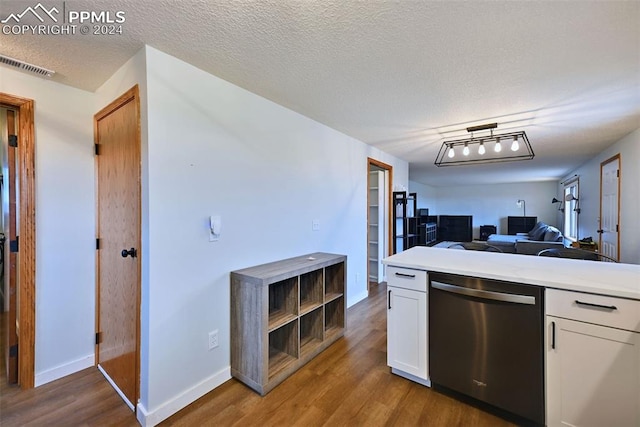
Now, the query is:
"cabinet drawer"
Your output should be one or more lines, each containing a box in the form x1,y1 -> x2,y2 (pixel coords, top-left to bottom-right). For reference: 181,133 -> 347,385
387,266 -> 427,292
546,288 -> 640,332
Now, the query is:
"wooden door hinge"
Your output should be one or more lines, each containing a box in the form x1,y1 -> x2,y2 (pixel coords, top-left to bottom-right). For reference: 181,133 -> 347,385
617,169 -> 620,178
9,344 -> 18,357
96,238 -> 100,250
616,224 -> 619,232
95,332 -> 102,345
8,135 -> 18,148
95,144 -> 100,156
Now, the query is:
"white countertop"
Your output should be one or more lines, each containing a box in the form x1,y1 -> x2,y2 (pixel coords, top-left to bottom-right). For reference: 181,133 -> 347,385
383,246 -> 640,300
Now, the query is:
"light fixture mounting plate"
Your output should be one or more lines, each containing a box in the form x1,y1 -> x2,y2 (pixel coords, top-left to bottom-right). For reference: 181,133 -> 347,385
466,123 -> 498,133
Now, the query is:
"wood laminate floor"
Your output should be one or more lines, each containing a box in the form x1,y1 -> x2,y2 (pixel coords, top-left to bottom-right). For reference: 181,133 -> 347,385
0,283 -> 515,426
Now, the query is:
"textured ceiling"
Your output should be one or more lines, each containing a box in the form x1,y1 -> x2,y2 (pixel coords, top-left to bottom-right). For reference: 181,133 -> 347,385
1,0 -> 639,186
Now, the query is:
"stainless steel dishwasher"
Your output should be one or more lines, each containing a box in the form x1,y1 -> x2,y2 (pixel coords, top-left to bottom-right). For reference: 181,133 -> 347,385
429,271 -> 544,425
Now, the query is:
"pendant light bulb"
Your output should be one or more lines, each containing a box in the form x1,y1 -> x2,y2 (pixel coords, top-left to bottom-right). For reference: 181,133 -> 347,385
447,145 -> 455,158
463,142 -> 470,156
478,141 -> 485,155
494,138 -> 502,153
511,136 -> 519,151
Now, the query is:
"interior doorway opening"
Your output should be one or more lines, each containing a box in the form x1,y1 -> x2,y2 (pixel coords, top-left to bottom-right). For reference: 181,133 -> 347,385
367,158 -> 392,290
0,92 -> 37,389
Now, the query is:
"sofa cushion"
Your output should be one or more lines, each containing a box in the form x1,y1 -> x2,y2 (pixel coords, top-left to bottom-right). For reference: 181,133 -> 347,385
544,226 -> 563,242
487,234 -> 519,244
486,234 -> 518,253
528,222 -> 548,241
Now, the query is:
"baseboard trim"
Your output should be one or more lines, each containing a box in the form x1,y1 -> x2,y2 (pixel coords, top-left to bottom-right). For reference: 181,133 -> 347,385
136,366 -> 231,427
347,289 -> 368,308
34,353 -> 94,387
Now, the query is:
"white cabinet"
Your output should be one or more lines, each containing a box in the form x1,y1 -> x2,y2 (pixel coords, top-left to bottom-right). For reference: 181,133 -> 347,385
546,289 -> 640,427
386,266 -> 429,386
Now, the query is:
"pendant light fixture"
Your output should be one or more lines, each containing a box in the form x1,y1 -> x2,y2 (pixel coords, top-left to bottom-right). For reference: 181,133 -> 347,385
435,123 -> 534,167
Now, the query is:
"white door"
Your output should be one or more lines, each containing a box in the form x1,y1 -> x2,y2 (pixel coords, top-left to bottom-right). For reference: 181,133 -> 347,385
599,156 -> 620,261
546,316 -> 640,427
387,286 -> 427,379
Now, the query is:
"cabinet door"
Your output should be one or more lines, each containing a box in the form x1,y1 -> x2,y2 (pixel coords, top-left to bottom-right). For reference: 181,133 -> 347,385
546,316 -> 640,427
387,286 -> 427,379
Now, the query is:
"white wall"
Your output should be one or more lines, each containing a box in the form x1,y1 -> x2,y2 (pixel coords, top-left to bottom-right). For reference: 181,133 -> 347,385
139,46 -> 407,424
560,129 -> 640,264
409,180 -> 437,214
410,180 -> 558,238
0,67 -> 95,385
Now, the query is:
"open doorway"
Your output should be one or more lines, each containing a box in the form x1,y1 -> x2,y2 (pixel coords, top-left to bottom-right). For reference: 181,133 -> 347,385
367,158 -> 392,290
0,92 -> 36,389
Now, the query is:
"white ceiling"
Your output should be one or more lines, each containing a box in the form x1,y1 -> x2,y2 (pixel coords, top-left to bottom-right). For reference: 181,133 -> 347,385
2,0 -> 639,186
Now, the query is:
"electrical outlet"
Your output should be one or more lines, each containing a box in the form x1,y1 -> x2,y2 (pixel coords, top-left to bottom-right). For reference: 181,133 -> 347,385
208,330 -> 219,350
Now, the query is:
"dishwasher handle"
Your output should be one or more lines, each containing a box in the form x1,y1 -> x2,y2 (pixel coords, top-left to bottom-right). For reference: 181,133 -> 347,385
431,281 -> 536,305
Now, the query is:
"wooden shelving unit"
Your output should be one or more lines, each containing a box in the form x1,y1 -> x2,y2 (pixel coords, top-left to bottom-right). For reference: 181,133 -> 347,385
368,170 -> 385,283
231,252 -> 347,395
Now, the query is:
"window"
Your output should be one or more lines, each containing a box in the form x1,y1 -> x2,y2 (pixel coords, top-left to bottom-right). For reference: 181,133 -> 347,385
563,178 -> 579,241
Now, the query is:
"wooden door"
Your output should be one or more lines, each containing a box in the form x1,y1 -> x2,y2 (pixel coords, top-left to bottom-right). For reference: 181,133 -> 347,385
599,155 -> 620,261
95,86 -> 141,409
2,108 -> 18,384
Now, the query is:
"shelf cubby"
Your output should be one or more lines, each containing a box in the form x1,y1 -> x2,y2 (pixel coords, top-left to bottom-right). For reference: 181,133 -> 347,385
300,307 -> 323,359
268,320 -> 298,379
324,296 -> 345,341
300,269 -> 323,315
324,261 -> 345,303
231,253 -> 346,395
268,277 -> 298,331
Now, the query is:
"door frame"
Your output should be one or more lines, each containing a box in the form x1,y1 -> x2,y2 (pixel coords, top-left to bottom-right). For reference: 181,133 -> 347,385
0,92 -> 36,389
367,158 -> 393,285
599,154 -> 621,261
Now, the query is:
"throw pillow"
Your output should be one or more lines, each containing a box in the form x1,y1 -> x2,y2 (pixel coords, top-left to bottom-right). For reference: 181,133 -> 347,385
544,227 -> 563,242
528,222 -> 548,241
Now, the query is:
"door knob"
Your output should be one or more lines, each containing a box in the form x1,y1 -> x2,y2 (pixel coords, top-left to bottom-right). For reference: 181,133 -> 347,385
121,248 -> 137,258
596,229 -> 604,234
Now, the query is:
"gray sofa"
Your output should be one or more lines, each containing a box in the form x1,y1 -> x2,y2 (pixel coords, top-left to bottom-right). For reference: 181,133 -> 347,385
487,221 -> 565,254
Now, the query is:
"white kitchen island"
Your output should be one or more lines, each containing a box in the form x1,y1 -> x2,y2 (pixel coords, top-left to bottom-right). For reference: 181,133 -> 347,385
383,246 -> 640,300
383,246 -> 640,427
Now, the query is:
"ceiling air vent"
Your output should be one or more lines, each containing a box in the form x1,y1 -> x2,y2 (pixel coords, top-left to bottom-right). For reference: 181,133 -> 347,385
0,54 -> 55,77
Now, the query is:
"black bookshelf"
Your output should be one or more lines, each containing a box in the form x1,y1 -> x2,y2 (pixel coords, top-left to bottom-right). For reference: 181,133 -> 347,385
438,215 -> 473,242
507,216 -> 537,235
393,191 -> 419,253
